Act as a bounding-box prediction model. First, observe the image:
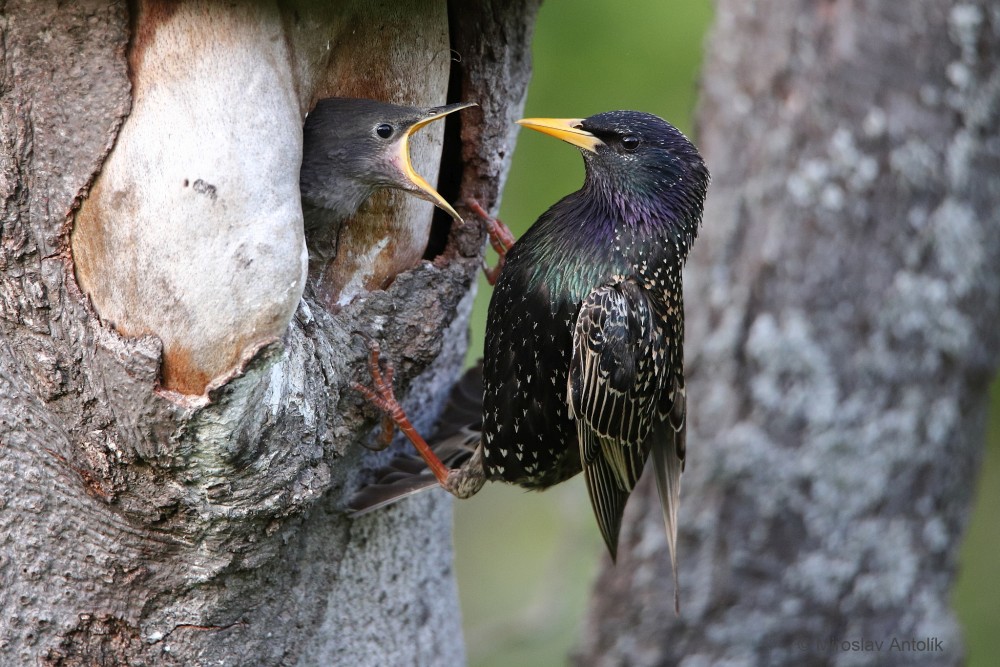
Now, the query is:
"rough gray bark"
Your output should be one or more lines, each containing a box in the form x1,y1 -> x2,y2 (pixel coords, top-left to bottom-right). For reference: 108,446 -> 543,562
578,1 -> 1000,666
0,1 -> 539,665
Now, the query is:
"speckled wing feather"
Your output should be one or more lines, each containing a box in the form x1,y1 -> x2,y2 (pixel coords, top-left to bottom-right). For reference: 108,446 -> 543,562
568,280 -> 665,558
652,377 -> 685,612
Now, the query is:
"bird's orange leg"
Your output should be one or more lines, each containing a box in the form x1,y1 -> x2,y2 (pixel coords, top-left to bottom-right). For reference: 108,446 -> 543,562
358,356 -> 398,451
466,198 -> 516,286
352,339 -> 451,486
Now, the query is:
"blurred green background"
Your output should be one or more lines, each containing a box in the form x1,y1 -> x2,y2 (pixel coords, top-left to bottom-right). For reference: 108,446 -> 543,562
453,2 -> 1000,666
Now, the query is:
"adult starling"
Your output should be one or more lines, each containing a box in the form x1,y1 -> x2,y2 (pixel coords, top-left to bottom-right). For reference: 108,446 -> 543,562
354,111 -> 709,609
300,98 -> 474,224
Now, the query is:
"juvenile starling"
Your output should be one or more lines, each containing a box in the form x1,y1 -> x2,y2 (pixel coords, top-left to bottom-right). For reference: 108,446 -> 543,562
299,98 -> 474,307
300,98 -> 473,224
354,111 -> 709,609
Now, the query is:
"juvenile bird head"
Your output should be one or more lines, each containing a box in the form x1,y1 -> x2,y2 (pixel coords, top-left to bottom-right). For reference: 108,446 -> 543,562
300,98 -> 474,223
518,111 -> 709,249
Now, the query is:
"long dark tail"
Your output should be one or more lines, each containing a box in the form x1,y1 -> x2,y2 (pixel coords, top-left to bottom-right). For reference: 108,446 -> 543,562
347,364 -> 483,515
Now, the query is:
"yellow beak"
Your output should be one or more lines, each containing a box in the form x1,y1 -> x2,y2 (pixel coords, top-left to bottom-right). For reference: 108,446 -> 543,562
398,102 -> 477,223
517,117 -> 604,153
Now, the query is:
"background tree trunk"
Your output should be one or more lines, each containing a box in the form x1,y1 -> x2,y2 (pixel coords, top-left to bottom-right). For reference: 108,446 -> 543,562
0,1 -> 539,664
578,1 -> 1000,665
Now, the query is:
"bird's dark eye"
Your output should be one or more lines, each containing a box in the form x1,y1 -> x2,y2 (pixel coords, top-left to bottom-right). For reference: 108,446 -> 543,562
621,134 -> 641,152
376,124 -> 394,139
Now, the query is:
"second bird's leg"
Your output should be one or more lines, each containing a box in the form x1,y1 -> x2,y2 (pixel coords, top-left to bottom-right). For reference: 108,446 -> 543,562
466,198 -> 516,286
353,339 -> 487,499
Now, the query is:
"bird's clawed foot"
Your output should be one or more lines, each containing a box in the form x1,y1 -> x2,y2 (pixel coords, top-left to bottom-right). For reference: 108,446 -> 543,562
349,338 -> 400,451
466,198 -> 516,286
352,336 -> 455,489
352,337 -> 399,421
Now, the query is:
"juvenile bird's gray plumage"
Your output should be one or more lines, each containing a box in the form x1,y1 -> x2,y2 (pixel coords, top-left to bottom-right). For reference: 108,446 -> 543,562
298,97 -> 473,306
353,110 -> 709,611
299,97 -> 473,225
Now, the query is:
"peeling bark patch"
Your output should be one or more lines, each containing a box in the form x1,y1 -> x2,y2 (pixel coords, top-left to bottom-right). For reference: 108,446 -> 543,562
72,1 -> 309,395
42,615 -> 144,667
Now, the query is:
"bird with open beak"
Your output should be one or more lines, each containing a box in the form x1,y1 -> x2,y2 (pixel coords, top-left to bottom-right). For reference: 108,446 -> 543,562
300,98 -> 472,223
299,98 -> 474,306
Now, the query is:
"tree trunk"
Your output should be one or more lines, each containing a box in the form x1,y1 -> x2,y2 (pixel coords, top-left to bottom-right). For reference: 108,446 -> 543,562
0,0 -> 539,664
578,1 -> 1000,665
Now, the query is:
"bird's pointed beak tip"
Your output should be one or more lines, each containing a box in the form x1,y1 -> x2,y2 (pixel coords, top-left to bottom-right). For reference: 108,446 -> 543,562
395,101 -> 476,224
436,100 -> 479,114
408,101 -> 477,135
399,167 -> 464,224
433,197 -> 465,225
517,117 -> 603,153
